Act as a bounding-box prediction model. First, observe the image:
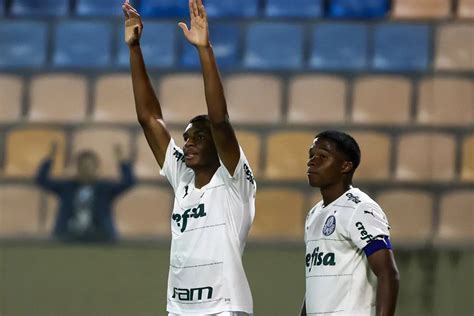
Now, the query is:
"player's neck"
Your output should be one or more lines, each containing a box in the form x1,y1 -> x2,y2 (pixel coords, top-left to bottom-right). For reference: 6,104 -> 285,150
320,182 -> 352,207
193,165 -> 219,189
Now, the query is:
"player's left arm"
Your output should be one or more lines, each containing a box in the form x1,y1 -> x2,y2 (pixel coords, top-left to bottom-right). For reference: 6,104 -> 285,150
367,248 -> 400,316
179,0 -> 240,176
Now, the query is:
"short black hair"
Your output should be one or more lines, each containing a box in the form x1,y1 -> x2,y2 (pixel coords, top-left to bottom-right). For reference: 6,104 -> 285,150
189,114 -> 210,124
315,130 -> 361,170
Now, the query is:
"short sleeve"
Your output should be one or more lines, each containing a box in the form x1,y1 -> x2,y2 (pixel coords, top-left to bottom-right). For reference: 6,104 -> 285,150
217,147 -> 256,200
159,138 -> 189,192
348,202 -> 391,251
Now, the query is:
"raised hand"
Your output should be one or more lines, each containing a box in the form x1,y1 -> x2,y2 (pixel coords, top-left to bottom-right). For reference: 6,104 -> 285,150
113,144 -> 124,162
49,141 -> 58,160
178,0 -> 210,47
122,1 -> 143,47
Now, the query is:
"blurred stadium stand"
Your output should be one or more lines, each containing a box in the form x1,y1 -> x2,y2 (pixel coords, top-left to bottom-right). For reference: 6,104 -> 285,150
10,0 -> 69,17
0,0 -> 472,249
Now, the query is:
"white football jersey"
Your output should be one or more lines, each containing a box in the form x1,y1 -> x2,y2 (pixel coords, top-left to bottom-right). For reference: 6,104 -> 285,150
161,139 -> 256,315
305,187 -> 391,316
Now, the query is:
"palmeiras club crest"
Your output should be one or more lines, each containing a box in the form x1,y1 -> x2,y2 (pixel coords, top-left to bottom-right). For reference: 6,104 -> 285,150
322,215 -> 336,236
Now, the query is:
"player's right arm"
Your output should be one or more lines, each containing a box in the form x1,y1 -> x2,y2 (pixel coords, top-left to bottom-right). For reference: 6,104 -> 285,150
123,2 -> 170,168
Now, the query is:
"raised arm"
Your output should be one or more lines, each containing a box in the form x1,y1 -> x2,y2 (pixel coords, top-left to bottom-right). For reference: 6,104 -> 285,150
368,249 -> 400,316
123,2 -> 170,168
179,0 -> 240,175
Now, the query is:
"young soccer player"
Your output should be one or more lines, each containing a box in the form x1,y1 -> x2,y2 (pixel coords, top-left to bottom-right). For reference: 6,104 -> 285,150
301,131 -> 399,316
123,0 -> 255,315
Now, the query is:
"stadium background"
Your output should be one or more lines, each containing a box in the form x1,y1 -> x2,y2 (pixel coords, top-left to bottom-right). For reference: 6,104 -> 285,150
0,0 -> 473,315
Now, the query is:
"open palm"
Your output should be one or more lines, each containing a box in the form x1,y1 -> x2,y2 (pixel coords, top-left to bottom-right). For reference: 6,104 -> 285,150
179,0 -> 209,47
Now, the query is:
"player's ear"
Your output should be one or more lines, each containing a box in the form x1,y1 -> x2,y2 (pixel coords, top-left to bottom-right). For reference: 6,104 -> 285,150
341,161 -> 353,174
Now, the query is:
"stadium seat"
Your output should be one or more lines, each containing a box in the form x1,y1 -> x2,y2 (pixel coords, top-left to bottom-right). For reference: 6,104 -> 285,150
180,23 -> 240,69
3,128 -> 66,178
0,75 -> 23,122
204,0 -> 258,18
287,75 -> 347,124
135,132 -> 163,180
76,0 -> 123,17
249,188 -> 305,240
350,131 -> 391,181
458,0 -> 474,18
395,132 -> 456,181
10,0 -> 69,17
158,74 -> 207,124
352,76 -> 412,125
417,77 -> 474,126
93,74 -> 136,123
225,74 -> 283,124
309,23 -> 369,70
117,21 -> 176,69
53,21 -> 112,68
244,23 -> 304,70
392,0 -> 451,19
435,24 -> 474,71
235,130 -> 261,177
139,0 -> 187,17
265,0 -> 323,18
377,190 -> 433,245
115,185 -> 173,238
0,185 -> 49,237
436,190 -> 474,245
373,23 -> 430,72
461,135 -> 474,182
72,127 -> 131,179
0,21 -> 47,69
28,74 -> 87,123
264,131 -> 315,181
328,0 -> 390,18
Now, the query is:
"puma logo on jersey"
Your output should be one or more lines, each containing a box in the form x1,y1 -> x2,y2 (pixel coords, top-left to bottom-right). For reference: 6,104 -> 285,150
183,185 -> 189,198
346,193 -> 361,204
305,247 -> 336,272
172,204 -> 206,233
172,286 -> 213,301
364,210 -> 375,217
356,222 -> 374,244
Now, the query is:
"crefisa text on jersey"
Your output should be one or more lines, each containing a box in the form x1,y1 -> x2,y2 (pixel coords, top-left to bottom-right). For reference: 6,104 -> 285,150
305,247 -> 336,272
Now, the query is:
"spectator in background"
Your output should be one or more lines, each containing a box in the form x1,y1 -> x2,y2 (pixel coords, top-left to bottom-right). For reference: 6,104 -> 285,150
36,143 -> 136,243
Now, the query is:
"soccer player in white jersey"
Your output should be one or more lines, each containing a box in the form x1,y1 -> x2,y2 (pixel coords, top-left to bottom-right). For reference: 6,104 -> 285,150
123,1 -> 255,315
301,131 -> 399,316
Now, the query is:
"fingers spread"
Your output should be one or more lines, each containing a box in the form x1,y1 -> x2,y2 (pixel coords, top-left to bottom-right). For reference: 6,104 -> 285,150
191,0 -> 199,18
122,5 -> 129,18
178,22 -> 190,35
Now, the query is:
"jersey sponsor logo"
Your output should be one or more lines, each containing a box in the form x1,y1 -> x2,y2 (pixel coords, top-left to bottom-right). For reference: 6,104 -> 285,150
322,215 -> 336,236
172,286 -> 213,301
243,163 -> 255,185
355,221 -> 374,244
346,192 -> 361,204
173,148 -> 185,162
305,247 -> 336,272
172,203 -> 207,233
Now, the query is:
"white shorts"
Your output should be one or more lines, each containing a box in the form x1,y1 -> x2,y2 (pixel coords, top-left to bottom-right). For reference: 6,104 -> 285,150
169,313 -> 251,316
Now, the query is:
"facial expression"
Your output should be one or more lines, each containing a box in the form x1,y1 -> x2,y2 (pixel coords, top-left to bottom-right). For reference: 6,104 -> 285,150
77,153 -> 99,182
183,122 -> 219,170
307,137 -> 351,188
